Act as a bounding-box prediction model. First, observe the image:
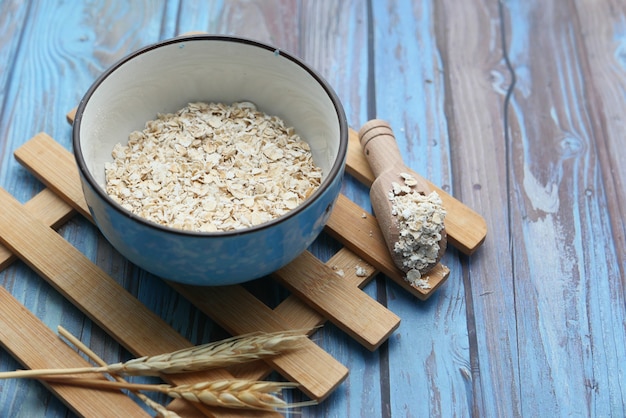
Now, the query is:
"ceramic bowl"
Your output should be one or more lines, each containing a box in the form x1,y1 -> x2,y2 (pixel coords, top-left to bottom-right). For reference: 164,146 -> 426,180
72,35 -> 347,285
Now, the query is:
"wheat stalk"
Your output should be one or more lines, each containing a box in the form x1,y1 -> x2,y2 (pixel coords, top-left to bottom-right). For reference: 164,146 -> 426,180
41,377 -> 316,411
0,329 -> 307,379
57,326 -> 181,418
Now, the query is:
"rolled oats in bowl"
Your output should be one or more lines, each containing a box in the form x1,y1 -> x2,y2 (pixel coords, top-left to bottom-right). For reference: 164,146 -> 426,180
104,101 -> 322,232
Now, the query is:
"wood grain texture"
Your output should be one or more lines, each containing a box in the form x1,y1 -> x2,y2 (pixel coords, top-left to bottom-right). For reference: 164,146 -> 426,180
2,0 -> 626,417
367,1 -> 475,416
0,287 -> 149,417
274,251 -> 400,351
0,188 -> 75,270
325,194 -> 451,297
435,0 -> 516,417
14,132 -> 91,218
502,1 -> 626,416
574,0 -> 626,293
574,2 -> 626,411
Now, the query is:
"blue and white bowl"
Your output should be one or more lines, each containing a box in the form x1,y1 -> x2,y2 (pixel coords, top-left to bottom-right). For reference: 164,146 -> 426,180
72,35 -> 348,285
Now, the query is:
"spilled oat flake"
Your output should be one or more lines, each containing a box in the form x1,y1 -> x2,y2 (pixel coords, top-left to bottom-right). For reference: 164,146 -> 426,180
104,101 -> 322,232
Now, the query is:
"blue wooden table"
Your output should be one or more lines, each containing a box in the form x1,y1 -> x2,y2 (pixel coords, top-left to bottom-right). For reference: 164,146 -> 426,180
1,1 -> 625,417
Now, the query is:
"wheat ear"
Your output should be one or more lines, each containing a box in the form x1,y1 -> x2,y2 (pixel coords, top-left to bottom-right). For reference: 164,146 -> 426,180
57,326 -> 180,418
110,329 -> 307,376
41,377 -> 317,412
0,329 -> 307,379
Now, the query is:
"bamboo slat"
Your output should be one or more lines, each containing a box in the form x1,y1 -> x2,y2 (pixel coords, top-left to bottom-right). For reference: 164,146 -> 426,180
325,194 -> 451,297
0,287 -> 149,417
0,188 -> 75,270
273,251 -> 400,351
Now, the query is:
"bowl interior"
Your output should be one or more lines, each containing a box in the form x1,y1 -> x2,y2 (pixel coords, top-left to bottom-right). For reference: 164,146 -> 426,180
77,36 -> 343,194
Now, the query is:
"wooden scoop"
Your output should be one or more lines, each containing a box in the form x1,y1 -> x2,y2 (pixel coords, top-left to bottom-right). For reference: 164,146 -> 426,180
358,120 -> 447,277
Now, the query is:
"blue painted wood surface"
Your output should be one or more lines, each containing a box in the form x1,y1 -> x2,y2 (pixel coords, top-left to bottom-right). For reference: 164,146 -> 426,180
0,1 -> 625,417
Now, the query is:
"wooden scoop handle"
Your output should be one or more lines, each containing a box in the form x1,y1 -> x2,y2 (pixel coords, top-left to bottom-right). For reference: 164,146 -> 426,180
359,119 -> 430,193
358,120 -> 405,179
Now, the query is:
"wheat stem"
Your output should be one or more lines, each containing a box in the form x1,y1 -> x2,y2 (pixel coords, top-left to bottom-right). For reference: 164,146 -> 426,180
0,366 -> 106,379
57,326 -> 181,418
0,329 -> 307,379
57,326 -> 103,368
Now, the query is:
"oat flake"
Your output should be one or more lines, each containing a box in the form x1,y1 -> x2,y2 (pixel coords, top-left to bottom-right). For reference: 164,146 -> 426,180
389,173 -> 446,287
104,101 -> 322,232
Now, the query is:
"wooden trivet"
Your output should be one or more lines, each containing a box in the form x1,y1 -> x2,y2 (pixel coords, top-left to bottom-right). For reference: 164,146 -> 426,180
0,116 -> 485,416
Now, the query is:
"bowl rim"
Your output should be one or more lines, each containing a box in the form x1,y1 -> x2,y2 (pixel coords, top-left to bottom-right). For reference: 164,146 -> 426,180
72,34 -> 348,238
